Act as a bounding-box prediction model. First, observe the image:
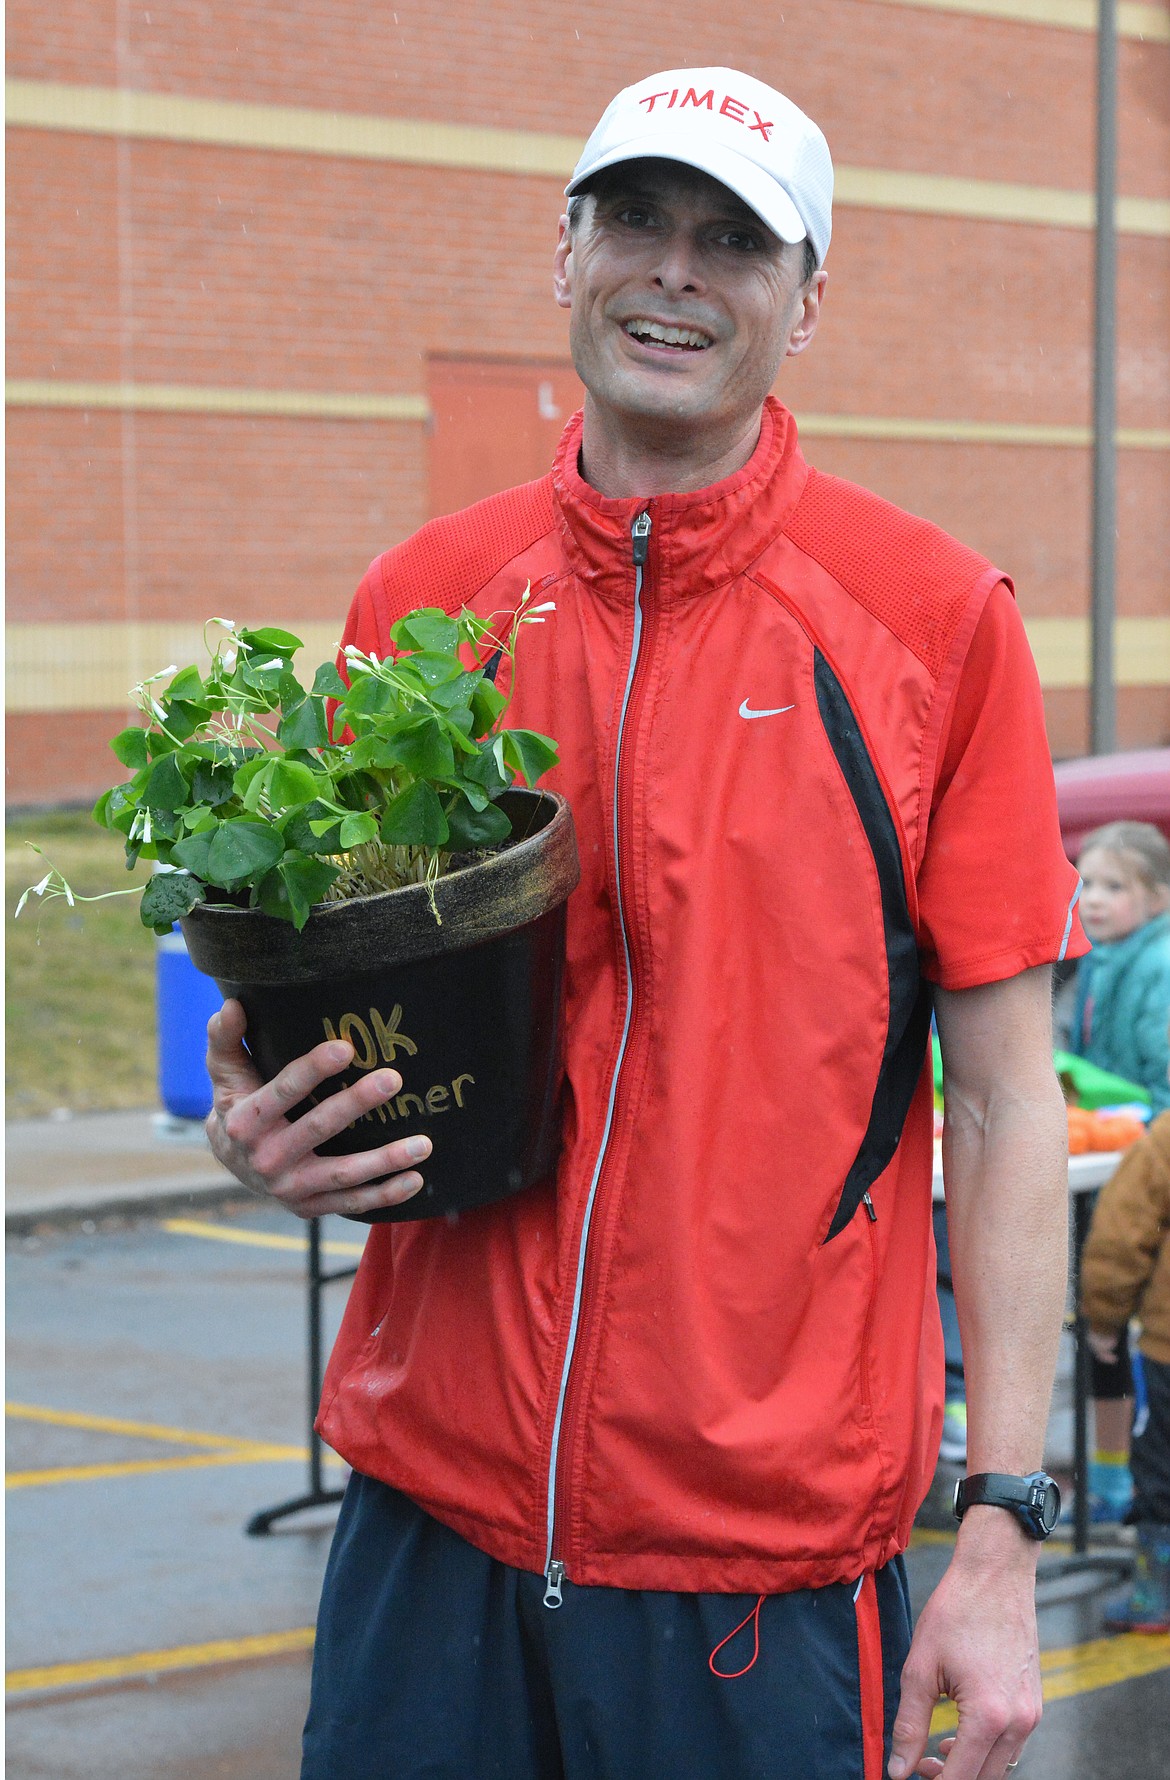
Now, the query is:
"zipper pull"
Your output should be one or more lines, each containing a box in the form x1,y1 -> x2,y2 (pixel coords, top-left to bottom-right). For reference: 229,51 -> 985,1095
543,1558 -> 565,1609
631,511 -> 652,565
863,1191 -> 877,1223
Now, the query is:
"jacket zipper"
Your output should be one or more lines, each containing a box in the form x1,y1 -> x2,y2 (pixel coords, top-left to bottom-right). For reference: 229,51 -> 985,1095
543,508 -> 653,1609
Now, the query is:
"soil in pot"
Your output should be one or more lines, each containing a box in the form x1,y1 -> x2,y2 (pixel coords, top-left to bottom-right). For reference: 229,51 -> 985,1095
182,789 -> 579,1222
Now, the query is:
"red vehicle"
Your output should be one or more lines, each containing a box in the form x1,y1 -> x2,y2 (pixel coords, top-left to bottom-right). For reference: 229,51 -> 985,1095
1053,748 -> 1170,860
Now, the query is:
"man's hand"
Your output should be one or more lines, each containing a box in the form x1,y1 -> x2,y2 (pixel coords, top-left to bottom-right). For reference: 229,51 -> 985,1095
889,1516 -> 1041,1780
205,998 -> 431,1220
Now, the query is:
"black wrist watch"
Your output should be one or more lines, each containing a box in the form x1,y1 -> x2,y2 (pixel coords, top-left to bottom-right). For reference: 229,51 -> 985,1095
952,1472 -> 1061,1541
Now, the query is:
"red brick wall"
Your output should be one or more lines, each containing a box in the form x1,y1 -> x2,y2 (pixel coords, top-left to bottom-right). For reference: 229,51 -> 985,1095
6,409 -> 424,624
8,1 -> 1166,193
7,712 -> 136,811
7,1 -> 1169,800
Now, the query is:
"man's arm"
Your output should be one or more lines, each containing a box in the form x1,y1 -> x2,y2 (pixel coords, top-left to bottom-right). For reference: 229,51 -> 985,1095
205,999 -> 431,1220
889,964 -> 1067,1780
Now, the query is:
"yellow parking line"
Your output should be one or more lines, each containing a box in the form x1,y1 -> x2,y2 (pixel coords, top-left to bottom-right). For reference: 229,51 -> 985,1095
8,1448 -> 306,1489
5,1401 -> 280,1451
162,1216 -> 366,1256
1039,1632 -> 1170,1698
9,1620 -> 1167,1705
930,1632 -> 1170,1733
6,1627 -> 316,1695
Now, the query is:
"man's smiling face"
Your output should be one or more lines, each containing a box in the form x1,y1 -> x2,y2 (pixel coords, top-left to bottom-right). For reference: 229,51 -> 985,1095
553,159 -> 821,463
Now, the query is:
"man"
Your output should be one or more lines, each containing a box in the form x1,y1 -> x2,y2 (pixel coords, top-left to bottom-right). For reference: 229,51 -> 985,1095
207,67 -> 1086,1780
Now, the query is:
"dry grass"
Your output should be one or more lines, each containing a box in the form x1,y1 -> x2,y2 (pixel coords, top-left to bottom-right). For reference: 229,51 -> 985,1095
6,811 -> 158,1117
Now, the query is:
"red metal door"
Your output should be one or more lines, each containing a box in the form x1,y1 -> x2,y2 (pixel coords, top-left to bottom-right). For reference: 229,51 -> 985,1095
428,357 -> 583,518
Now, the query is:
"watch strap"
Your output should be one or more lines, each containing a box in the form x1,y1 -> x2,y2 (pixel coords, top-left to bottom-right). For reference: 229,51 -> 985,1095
958,1472 -> 1033,1510
952,1470 -> 1060,1540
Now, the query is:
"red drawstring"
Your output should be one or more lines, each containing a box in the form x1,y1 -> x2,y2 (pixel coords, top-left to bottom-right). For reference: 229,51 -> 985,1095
708,1594 -> 767,1678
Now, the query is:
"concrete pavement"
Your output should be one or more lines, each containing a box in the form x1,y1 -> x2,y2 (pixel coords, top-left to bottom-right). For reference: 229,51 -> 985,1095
7,1198 -> 1168,1779
5,1106 -> 245,1230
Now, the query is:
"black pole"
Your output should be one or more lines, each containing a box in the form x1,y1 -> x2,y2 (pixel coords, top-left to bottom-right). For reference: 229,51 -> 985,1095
246,1218 -> 358,1535
1089,0 -> 1118,755
1038,1186 -> 1130,1594
1072,1191 -> 1092,1556
307,1217 -> 326,1499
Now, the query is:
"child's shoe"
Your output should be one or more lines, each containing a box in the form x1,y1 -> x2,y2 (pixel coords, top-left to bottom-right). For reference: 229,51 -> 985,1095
1103,1524 -> 1170,1632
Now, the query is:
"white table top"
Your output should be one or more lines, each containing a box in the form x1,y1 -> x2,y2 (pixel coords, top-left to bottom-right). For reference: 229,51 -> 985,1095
931,1145 -> 1123,1200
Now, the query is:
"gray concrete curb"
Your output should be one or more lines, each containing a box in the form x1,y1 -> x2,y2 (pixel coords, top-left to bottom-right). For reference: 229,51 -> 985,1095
5,1106 -> 251,1233
5,1178 -> 252,1234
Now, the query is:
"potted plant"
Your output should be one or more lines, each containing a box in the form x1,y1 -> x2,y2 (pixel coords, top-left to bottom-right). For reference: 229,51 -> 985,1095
19,593 -> 580,1221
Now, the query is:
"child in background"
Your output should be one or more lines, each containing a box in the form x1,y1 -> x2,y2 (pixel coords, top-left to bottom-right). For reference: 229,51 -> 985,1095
1081,1106 -> 1170,1631
1071,821 -> 1170,1522
1071,821 -> 1170,1114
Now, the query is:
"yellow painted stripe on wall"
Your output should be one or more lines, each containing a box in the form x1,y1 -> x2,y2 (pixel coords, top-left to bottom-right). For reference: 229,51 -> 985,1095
4,80 -> 583,176
7,381 -> 1170,454
833,163 -> 1168,235
6,80 -> 1168,237
1024,616 -> 1170,688
872,0 -> 1170,42
5,621 -> 345,714
6,618 -> 1169,707
4,379 -> 429,423
796,413 -> 1170,449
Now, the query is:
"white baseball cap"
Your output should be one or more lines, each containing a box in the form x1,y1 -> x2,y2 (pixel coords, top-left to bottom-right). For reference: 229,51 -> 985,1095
566,68 -> 833,268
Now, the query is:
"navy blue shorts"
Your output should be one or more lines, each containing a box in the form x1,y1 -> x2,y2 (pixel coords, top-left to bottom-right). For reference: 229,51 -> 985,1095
302,1472 -> 912,1780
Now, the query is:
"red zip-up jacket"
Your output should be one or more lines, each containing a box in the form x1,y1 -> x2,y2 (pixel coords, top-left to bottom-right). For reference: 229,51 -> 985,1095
318,398 -> 1086,1596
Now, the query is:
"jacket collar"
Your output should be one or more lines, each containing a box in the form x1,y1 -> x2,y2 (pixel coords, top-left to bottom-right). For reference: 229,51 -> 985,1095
1086,910 -> 1170,974
550,396 -> 809,605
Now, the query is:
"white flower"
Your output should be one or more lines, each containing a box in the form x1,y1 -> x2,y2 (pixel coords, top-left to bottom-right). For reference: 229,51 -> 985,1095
530,601 -> 557,613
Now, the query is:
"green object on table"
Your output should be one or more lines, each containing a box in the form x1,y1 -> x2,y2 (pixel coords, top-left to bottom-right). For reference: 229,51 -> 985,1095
931,1037 -> 1150,1111
1052,1050 -> 1151,1110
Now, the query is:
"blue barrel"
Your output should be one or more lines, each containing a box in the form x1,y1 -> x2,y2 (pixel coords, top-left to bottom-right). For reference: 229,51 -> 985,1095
156,926 -> 223,1119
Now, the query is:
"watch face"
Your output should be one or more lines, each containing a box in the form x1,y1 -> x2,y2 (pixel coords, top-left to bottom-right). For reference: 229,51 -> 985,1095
1027,1476 -> 1061,1536
1038,1480 -> 1061,1534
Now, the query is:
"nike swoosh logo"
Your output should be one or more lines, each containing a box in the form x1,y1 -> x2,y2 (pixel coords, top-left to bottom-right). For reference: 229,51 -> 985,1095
738,699 -> 795,720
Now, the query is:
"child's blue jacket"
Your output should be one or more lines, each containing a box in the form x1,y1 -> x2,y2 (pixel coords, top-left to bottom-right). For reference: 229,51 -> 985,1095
1070,912 -> 1170,1114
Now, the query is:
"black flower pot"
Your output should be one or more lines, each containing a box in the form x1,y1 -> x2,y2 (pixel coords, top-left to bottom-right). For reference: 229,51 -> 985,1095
181,789 -> 579,1222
